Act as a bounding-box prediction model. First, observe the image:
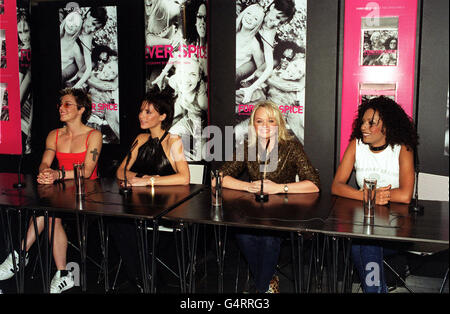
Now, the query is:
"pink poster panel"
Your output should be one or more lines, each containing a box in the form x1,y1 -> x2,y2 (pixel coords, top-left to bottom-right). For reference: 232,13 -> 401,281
340,0 -> 418,159
0,0 -> 22,154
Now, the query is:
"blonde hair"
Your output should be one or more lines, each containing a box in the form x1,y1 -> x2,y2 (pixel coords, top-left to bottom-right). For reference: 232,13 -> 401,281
146,0 -> 170,33
236,4 -> 265,38
60,11 -> 83,41
248,100 -> 292,146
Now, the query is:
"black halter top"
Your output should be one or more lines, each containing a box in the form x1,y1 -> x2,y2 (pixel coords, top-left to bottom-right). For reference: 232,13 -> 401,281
129,131 -> 176,177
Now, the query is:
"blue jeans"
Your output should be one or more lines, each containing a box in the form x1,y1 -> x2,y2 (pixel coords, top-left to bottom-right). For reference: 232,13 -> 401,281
352,244 -> 387,293
235,231 -> 282,292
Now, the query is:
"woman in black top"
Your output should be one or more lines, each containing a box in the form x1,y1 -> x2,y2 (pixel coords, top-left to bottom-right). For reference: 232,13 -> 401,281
116,91 -> 190,185
110,90 -> 189,291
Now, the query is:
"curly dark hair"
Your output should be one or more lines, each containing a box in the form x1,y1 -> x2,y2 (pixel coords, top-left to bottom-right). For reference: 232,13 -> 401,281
59,88 -> 92,124
142,88 -> 175,131
350,96 -> 418,150
273,40 -> 304,64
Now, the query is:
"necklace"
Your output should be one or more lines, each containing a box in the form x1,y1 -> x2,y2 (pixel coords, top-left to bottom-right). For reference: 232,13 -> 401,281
369,143 -> 388,152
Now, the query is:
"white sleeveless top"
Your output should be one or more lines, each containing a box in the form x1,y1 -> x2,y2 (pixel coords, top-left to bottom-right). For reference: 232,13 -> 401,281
354,139 -> 401,189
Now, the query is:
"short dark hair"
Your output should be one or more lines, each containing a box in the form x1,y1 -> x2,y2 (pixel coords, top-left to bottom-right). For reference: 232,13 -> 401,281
59,88 -> 92,124
142,88 -> 175,131
89,7 -> 108,30
350,96 -> 419,150
273,0 -> 296,23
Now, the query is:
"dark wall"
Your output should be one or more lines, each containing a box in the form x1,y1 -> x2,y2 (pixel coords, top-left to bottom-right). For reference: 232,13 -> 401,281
416,0 -> 449,175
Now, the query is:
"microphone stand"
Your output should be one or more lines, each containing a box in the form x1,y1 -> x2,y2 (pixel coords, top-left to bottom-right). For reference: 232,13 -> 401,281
409,147 -> 424,214
255,139 -> 270,202
119,140 -> 138,196
13,152 -> 26,189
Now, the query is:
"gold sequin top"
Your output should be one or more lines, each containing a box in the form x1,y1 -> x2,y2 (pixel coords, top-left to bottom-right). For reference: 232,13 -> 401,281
220,139 -> 320,188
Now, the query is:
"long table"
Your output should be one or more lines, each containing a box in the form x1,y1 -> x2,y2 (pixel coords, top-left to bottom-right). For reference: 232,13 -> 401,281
0,173 -> 204,293
162,187 -> 449,292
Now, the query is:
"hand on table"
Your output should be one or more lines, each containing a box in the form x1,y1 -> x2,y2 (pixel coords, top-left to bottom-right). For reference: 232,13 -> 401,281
376,185 -> 391,205
37,168 -> 58,185
247,179 -> 281,195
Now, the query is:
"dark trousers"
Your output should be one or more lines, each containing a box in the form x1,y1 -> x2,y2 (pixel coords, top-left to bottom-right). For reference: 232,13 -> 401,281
107,218 -> 140,285
235,229 -> 283,292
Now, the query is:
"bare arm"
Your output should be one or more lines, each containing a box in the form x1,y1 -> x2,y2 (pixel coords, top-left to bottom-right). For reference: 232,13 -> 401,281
73,44 -> 93,88
240,39 -> 274,103
388,145 -> 414,203
37,130 -> 58,184
38,130 -> 57,173
331,139 -> 362,200
266,74 -> 301,92
81,130 -> 102,179
116,135 -> 143,181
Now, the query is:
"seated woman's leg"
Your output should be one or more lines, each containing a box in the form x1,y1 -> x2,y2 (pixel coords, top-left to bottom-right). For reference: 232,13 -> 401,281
255,234 -> 282,292
235,230 -> 282,292
108,219 -> 141,285
50,218 -> 68,270
351,244 -> 387,293
24,216 -> 45,252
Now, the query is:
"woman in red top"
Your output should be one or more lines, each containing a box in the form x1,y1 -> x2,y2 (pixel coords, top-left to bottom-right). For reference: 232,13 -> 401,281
0,88 -> 102,293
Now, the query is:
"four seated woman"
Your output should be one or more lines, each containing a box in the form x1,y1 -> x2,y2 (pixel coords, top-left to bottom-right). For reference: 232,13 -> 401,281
0,92 -> 426,294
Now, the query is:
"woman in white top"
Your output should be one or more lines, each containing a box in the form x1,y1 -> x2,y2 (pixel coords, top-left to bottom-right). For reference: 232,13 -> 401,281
332,96 -> 418,293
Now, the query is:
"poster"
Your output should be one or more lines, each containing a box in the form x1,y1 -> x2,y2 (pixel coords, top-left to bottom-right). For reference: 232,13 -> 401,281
0,0 -> 22,154
0,82 -> 7,121
144,0 -> 208,161
234,0 -> 307,145
361,17 -> 398,66
59,4 -> 120,144
17,1 -> 33,154
0,28 -> 5,68
359,83 -> 396,103
340,0 -> 418,160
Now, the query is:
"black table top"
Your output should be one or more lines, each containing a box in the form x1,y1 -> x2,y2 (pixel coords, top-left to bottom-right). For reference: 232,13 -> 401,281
316,197 -> 449,244
163,187 -> 332,232
164,187 -> 449,245
0,173 -> 204,220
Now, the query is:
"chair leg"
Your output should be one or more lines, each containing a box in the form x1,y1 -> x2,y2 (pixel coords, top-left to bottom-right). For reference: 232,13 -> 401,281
439,268 -> 449,293
111,257 -> 122,291
383,260 -> 415,293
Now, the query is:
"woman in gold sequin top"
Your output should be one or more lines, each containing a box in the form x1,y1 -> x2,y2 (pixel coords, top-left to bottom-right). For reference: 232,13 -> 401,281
220,101 -> 320,293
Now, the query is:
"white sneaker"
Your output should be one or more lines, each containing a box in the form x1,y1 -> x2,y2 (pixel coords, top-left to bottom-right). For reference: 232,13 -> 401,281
50,270 -> 75,294
0,251 -> 29,281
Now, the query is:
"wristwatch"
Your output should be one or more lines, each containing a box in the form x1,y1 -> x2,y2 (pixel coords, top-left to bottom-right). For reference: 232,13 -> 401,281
283,184 -> 289,193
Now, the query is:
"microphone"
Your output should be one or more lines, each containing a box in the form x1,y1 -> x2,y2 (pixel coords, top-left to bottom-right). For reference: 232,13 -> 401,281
255,139 -> 270,202
409,146 -> 424,214
119,139 -> 138,196
13,152 -> 26,189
